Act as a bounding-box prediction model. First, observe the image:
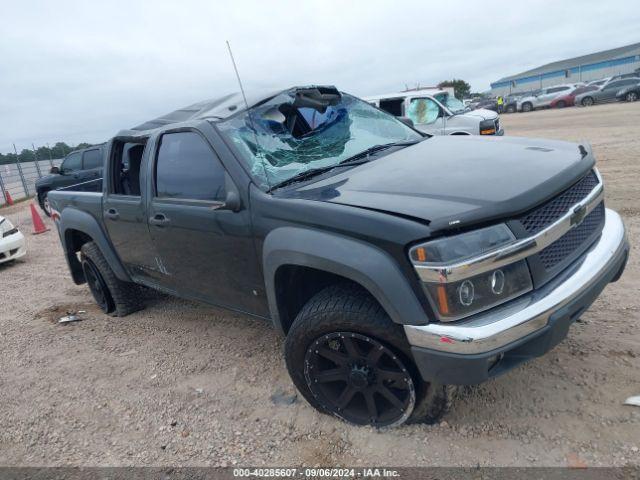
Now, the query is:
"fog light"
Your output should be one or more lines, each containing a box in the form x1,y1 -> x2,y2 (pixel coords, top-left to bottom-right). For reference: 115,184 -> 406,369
458,280 -> 474,306
491,269 -> 505,295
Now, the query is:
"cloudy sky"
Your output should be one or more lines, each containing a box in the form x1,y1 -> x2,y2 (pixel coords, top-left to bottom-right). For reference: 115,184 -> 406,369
1,0 -> 638,154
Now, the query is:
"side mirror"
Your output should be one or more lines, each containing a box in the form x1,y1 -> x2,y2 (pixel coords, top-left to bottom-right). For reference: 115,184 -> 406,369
397,117 -> 414,128
50,166 -> 60,174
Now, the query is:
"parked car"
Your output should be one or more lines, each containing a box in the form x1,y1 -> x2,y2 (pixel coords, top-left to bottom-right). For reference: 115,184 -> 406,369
550,85 -> 599,108
588,78 -> 611,87
48,85 -> 628,428
575,78 -> 640,106
35,145 -> 104,216
0,215 -> 26,264
615,82 -> 640,102
471,97 -> 498,112
517,85 -> 577,112
503,93 -> 527,113
366,90 -> 502,135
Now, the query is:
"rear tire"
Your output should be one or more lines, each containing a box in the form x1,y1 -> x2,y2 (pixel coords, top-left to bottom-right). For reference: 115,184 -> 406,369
582,96 -> 594,106
556,100 -> 566,108
626,92 -> 638,102
80,242 -> 143,316
284,283 -> 452,428
521,102 -> 533,112
38,192 -> 51,217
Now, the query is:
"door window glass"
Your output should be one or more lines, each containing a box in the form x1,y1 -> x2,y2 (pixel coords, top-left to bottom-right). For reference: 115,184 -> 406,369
155,132 -> 226,202
407,98 -> 440,124
82,149 -> 102,169
62,152 -> 82,172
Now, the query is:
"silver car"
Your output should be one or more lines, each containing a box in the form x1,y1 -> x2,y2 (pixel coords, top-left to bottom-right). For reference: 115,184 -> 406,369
517,84 -> 577,112
575,77 -> 640,106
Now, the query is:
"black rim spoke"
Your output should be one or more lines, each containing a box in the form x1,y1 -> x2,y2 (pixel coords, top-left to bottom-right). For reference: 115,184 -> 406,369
304,332 -> 416,427
317,346 -> 349,366
314,368 -> 345,383
336,385 -> 357,409
377,386 -> 405,410
342,336 -> 361,358
378,369 -> 409,388
364,390 -> 378,421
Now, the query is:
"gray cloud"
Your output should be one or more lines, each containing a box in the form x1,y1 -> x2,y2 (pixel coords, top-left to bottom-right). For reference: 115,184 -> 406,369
1,0 -> 638,153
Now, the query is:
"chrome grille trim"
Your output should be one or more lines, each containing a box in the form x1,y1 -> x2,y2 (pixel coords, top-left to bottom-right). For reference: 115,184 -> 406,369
413,169 -> 603,283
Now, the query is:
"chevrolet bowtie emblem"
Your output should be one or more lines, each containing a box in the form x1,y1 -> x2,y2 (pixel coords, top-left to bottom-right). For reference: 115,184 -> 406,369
570,204 -> 587,226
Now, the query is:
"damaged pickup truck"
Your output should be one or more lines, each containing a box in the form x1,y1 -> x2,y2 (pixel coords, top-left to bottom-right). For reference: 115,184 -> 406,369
48,86 -> 629,428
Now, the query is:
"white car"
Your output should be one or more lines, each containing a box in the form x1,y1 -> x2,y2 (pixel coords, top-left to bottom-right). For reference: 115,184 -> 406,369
0,215 -> 26,264
365,89 -> 503,136
517,84 -> 581,112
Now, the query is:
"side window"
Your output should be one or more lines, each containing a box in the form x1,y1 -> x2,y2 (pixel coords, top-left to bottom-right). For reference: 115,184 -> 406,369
155,131 -> 226,202
407,98 -> 440,125
604,81 -> 622,90
82,149 -> 102,170
378,98 -> 404,117
110,140 -> 147,196
62,152 -> 82,172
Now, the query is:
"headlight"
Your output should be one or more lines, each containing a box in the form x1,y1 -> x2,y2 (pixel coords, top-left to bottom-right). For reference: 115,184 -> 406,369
479,119 -> 496,135
0,218 -> 18,238
409,224 -> 533,321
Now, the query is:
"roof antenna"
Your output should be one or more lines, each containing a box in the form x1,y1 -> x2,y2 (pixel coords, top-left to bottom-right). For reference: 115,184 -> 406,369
225,40 -> 271,189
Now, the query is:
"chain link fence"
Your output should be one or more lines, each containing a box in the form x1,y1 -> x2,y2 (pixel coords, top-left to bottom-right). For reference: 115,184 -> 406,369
0,158 -> 62,206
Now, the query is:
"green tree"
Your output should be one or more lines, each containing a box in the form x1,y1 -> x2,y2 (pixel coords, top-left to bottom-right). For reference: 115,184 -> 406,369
438,79 -> 471,99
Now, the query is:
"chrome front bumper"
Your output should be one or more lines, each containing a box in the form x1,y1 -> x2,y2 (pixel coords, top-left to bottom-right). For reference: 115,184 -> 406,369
404,208 -> 627,355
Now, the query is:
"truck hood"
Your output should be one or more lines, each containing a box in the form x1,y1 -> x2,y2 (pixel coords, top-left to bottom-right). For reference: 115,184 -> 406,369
459,108 -> 497,121
290,136 -> 594,233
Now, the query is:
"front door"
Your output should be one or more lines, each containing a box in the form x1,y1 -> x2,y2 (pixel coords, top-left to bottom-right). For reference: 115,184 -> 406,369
406,97 -> 444,134
147,130 -> 264,315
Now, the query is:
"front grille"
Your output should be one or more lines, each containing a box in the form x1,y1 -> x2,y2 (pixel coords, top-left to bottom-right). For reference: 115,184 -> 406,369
538,201 -> 605,270
519,170 -> 599,235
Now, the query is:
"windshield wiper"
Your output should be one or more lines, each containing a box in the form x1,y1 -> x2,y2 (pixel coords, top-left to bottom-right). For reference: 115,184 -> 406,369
338,140 -> 421,166
267,140 -> 420,192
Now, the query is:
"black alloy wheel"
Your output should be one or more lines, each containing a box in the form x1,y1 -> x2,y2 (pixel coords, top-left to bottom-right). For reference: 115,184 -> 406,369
82,257 -> 114,313
626,92 -> 638,102
304,331 -> 416,428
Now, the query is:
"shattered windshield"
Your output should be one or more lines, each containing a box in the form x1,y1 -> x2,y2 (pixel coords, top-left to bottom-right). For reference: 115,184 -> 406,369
433,93 -> 468,114
217,90 -> 422,190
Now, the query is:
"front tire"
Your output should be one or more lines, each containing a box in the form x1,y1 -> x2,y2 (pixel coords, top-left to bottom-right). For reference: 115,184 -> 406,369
521,102 -> 533,112
582,96 -> 594,106
284,284 -> 452,428
556,100 -> 566,108
80,242 -> 143,316
626,92 -> 638,102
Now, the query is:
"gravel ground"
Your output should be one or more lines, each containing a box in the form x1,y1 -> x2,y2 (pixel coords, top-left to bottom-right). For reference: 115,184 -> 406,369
0,102 -> 639,467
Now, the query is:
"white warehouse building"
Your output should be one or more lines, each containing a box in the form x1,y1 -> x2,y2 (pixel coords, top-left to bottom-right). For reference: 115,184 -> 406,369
491,42 -> 640,96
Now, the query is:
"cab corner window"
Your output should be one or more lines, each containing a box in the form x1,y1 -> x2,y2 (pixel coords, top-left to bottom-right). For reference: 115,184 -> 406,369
155,131 -> 226,202
408,98 -> 440,125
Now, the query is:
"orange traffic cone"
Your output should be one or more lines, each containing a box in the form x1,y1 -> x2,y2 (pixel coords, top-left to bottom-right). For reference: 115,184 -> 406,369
4,190 -> 13,206
30,203 -> 49,235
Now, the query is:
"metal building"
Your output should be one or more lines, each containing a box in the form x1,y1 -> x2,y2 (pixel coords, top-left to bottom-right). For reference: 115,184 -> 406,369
491,43 -> 640,96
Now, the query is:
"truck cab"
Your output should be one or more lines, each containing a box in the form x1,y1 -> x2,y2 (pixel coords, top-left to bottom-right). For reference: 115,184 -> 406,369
365,89 -> 503,136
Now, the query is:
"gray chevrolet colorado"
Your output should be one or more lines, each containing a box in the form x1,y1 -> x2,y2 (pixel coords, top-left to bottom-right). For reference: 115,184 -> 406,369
48,86 -> 629,427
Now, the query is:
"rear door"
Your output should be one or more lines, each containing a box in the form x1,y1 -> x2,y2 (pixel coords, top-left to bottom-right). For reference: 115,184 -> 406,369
599,80 -> 626,101
103,138 -> 161,284
147,129 -> 264,314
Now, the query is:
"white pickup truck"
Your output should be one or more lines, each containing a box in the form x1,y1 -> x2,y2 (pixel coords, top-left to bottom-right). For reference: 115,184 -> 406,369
365,89 -> 503,136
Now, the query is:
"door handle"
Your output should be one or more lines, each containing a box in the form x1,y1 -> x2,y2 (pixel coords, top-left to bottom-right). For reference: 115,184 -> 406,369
105,208 -> 119,220
149,213 -> 170,227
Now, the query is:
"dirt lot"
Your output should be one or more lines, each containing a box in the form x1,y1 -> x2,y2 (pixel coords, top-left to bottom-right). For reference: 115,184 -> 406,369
1,102 -> 639,467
